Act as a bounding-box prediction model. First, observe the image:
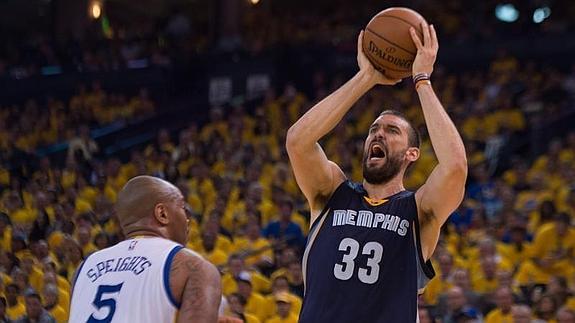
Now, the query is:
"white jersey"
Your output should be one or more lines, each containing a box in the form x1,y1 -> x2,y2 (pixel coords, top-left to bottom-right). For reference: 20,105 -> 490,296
69,237 -> 183,323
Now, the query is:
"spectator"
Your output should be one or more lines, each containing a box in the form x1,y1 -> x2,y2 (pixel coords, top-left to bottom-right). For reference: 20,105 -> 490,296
5,283 -> 24,321
235,273 -> 268,322
418,306 -> 436,323
511,304 -> 544,323
534,294 -> 558,322
287,261 -> 304,298
15,293 -> 55,323
226,293 -> 260,323
262,199 -> 304,248
265,292 -> 298,323
442,286 -> 481,323
0,297 -> 9,323
67,125 -> 98,167
485,287 -> 514,323
42,284 -> 67,323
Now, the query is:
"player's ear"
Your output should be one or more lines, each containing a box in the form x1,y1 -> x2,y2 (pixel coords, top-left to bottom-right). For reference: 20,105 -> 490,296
406,147 -> 420,162
154,203 -> 170,225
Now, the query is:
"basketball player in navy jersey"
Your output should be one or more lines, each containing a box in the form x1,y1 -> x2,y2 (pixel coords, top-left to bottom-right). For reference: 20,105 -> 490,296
287,23 -> 467,322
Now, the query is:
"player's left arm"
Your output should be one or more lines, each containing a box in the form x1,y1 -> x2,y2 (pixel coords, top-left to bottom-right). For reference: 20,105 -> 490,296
172,249 -> 222,323
411,23 -> 468,261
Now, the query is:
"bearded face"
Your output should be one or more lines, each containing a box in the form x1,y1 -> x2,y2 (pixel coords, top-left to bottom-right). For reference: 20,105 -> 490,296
362,139 -> 405,185
361,114 -> 419,185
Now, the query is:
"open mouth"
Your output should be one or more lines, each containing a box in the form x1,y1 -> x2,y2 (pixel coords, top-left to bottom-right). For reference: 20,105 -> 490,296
369,143 -> 386,161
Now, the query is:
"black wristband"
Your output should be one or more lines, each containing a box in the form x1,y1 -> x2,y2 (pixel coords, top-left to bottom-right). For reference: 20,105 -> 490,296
413,73 -> 430,84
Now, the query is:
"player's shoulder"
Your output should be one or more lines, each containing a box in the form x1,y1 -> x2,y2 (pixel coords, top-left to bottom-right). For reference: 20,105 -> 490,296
171,247 -> 218,274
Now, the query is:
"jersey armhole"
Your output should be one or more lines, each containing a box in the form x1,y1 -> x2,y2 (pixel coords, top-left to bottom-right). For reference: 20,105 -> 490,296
414,215 -> 436,280
163,245 -> 184,309
309,180 -> 350,231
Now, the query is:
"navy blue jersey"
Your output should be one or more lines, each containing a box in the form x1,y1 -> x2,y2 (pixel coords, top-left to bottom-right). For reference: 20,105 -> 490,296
299,181 -> 435,323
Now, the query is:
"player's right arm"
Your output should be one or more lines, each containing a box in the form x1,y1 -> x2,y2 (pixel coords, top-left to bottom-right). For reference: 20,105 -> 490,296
170,249 -> 222,323
286,31 -> 400,216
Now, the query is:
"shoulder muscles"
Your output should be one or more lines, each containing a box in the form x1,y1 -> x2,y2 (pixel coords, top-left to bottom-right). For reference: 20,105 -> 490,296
170,248 -> 222,323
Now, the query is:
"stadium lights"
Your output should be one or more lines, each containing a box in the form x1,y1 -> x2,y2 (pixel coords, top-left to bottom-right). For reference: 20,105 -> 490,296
249,0 -> 261,5
90,0 -> 102,19
495,4 -> 519,23
533,6 -> 551,23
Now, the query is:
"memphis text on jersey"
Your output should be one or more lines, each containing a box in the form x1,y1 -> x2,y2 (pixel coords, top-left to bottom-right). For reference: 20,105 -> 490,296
86,256 -> 152,283
332,209 -> 410,236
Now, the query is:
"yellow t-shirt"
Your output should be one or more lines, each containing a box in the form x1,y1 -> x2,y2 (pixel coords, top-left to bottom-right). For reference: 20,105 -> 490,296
221,272 -> 271,296
265,313 -> 299,323
57,288 -> 71,312
0,226 -> 12,251
471,274 -> 498,295
82,242 -> 98,256
48,304 -> 68,323
10,208 -> 36,225
232,237 -> 273,267
423,274 -> 453,305
186,244 -> 228,268
244,313 -> 261,323
264,293 -> 302,320
566,297 -> 575,310
530,223 -> 575,260
7,302 -> 26,320
245,292 -> 269,322
485,308 -> 513,323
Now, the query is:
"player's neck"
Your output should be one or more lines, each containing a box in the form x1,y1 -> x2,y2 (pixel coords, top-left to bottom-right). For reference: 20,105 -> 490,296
125,227 -> 166,240
362,177 -> 405,200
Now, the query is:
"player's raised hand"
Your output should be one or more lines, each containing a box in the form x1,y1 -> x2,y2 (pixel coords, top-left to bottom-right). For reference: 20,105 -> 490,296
409,23 -> 438,76
357,30 -> 401,86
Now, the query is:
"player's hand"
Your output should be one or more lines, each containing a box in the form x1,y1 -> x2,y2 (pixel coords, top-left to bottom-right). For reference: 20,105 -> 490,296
409,23 -> 438,76
357,30 -> 401,86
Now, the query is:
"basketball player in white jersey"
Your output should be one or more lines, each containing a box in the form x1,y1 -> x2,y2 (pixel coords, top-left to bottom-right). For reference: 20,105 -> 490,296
69,175 -> 222,323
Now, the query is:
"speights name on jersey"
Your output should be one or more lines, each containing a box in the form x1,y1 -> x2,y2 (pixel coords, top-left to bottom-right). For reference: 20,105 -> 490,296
86,256 -> 153,283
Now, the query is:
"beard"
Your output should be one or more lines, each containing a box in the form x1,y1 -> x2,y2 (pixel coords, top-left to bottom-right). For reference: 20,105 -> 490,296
362,149 -> 404,185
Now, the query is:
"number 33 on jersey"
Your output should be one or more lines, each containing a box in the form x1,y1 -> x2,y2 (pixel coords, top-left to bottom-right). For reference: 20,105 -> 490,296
299,181 -> 435,323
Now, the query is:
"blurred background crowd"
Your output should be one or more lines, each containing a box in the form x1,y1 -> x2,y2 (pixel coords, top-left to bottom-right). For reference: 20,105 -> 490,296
1,0 -> 575,322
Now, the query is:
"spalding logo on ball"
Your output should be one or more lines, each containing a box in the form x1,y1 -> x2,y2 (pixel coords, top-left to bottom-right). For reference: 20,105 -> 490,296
362,7 -> 427,79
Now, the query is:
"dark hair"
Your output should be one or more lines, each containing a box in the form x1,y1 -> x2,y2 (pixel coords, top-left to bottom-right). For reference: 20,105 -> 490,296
229,293 -> 247,306
0,212 -> 11,225
556,212 -> 570,224
6,283 -> 20,293
25,293 -> 42,302
379,110 -> 421,148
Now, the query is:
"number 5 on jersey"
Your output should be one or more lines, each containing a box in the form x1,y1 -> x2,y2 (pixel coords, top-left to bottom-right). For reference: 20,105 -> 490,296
88,283 -> 124,323
333,238 -> 384,284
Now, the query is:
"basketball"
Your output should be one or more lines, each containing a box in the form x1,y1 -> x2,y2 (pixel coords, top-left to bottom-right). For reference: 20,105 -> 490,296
362,7 -> 427,79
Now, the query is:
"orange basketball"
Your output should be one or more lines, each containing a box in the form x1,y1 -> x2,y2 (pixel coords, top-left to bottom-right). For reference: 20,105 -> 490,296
362,7 -> 427,79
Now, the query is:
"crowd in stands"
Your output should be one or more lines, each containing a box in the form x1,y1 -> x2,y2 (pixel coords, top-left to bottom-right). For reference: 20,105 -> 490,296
0,50 -> 574,322
1,82 -> 155,151
242,0 -> 575,49
2,0 -> 575,80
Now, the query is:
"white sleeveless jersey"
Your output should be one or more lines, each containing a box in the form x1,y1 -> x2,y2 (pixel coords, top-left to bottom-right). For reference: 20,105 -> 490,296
69,237 -> 183,323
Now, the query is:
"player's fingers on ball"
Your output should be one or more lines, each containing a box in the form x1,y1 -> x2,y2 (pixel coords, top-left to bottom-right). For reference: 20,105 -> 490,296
409,27 -> 423,49
421,22 -> 431,47
357,30 -> 364,50
430,24 -> 438,49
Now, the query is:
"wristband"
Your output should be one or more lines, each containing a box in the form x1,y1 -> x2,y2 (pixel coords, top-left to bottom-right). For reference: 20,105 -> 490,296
415,79 -> 431,91
412,73 -> 430,84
